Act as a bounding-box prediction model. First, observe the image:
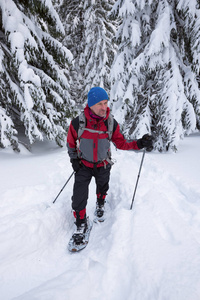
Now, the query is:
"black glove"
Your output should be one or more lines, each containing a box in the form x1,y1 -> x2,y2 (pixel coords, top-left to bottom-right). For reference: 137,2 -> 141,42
137,134 -> 154,151
70,158 -> 81,172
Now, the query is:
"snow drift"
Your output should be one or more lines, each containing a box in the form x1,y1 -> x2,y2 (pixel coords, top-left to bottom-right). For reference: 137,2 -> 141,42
0,134 -> 200,300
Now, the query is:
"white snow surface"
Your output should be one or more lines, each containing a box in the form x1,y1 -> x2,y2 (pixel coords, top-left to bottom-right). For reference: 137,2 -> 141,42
0,133 -> 200,300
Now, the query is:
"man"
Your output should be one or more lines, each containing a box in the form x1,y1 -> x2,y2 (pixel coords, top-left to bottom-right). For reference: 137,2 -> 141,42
67,87 -> 153,240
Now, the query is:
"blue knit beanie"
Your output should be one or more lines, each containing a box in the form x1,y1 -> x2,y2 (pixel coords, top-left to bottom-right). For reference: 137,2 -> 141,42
88,87 -> 109,107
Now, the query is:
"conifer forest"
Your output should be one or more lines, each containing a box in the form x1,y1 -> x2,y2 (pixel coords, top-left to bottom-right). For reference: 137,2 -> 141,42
0,0 -> 200,152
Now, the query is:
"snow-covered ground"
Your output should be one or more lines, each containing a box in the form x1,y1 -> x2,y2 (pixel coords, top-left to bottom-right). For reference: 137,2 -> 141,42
0,133 -> 200,300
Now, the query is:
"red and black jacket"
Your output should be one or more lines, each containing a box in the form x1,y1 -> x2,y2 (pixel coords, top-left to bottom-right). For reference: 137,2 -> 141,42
67,105 -> 140,168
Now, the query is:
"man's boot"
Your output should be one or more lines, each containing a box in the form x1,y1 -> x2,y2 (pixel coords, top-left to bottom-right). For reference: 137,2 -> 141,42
94,194 -> 106,222
72,209 -> 87,244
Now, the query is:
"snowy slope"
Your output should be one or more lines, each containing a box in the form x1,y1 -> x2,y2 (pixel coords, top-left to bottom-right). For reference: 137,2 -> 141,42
0,135 -> 200,300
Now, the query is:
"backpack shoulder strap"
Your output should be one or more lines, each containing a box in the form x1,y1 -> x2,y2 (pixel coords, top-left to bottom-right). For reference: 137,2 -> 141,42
77,111 -> 86,139
106,113 -> 114,140
71,115 -> 79,133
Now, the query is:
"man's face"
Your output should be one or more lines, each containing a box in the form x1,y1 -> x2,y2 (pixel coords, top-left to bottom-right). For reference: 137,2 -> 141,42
90,100 -> 108,117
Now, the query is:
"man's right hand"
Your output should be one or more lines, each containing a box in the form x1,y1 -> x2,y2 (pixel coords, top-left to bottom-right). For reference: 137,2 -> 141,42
70,158 -> 81,173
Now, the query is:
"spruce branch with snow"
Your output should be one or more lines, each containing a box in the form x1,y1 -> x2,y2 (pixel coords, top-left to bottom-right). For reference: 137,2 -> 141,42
0,0 -> 74,151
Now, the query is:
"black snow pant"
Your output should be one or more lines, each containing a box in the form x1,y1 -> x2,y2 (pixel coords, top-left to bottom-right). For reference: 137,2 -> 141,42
72,163 -> 111,213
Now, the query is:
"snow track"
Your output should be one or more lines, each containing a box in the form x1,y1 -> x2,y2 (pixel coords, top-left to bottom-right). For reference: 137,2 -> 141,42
0,140 -> 200,300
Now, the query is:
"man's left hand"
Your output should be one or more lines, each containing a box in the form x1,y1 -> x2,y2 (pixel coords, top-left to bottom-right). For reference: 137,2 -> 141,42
137,134 -> 154,151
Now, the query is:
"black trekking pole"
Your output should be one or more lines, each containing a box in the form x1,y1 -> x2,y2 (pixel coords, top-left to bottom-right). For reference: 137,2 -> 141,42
53,171 -> 75,204
130,149 -> 146,210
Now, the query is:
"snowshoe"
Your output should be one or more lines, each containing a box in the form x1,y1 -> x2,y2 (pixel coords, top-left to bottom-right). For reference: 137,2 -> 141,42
68,217 -> 92,252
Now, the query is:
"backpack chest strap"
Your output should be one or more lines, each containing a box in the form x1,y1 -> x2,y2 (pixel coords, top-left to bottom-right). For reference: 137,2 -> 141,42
80,127 -> 109,135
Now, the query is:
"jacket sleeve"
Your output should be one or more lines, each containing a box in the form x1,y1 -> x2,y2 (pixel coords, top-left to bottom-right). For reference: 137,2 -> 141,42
67,121 -> 78,159
111,120 -> 140,151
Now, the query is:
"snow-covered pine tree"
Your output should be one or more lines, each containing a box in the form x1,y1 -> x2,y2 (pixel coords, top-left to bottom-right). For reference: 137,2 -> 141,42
110,0 -> 145,132
59,0 -> 117,105
110,0 -> 200,151
0,21 -> 19,151
57,0 -> 85,104
176,0 -> 200,132
0,0 -> 74,151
